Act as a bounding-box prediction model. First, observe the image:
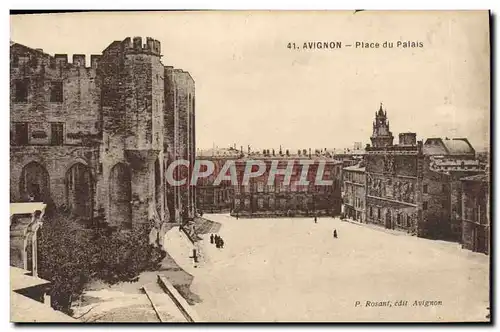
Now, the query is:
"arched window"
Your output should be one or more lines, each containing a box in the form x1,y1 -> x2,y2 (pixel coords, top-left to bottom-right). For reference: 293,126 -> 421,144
20,162 -> 50,203
65,163 -> 93,218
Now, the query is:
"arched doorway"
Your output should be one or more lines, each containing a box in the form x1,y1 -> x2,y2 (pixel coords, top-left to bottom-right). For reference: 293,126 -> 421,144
65,163 -> 93,219
19,162 -> 50,203
109,163 -> 132,228
385,209 -> 393,229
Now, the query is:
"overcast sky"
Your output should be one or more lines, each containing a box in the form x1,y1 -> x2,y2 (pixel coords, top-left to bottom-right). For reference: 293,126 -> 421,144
10,11 -> 490,151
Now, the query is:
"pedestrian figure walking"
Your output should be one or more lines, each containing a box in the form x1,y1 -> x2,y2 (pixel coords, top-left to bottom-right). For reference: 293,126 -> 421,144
333,229 -> 338,239
210,234 -> 214,244
220,238 -> 224,249
190,249 -> 198,264
314,216 -> 317,223
215,235 -> 220,248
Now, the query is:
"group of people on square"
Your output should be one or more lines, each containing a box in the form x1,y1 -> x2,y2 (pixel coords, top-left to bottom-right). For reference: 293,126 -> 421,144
210,233 -> 224,248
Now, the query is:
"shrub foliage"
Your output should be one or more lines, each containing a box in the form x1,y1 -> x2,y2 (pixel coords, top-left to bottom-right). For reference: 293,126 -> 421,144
37,212 -> 166,314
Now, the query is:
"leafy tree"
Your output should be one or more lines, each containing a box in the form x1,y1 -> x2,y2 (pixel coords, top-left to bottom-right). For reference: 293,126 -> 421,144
37,212 -> 165,314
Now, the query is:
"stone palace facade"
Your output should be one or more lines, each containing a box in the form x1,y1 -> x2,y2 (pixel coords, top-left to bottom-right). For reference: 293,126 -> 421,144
10,37 -> 196,229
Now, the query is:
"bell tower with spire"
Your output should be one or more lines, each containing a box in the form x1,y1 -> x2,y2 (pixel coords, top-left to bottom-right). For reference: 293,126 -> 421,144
370,103 -> 394,148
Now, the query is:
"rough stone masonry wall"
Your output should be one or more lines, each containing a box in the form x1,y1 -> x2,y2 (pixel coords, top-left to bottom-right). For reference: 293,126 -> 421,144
10,38 -> 194,228
10,46 -> 101,145
97,37 -> 165,227
182,71 -> 196,218
10,146 -> 99,209
97,41 -> 131,226
163,66 -> 177,221
421,158 -> 451,239
175,71 -> 189,218
461,180 -> 489,253
448,171 -> 482,241
151,55 -> 166,221
168,70 -> 196,220
10,45 -> 101,211
10,48 -> 101,147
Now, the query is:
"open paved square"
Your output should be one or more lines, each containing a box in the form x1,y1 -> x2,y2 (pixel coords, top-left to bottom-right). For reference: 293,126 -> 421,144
187,214 -> 489,322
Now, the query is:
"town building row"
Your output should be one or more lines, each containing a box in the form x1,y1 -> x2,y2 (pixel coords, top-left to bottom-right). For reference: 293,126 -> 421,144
341,104 -> 489,254
196,147 -> 343,217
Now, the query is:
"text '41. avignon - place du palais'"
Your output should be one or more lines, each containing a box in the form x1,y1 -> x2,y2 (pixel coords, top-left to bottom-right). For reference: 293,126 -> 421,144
287,40 -> 424,50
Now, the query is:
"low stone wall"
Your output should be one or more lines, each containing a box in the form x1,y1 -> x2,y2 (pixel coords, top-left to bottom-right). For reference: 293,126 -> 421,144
157,275 -> 201,322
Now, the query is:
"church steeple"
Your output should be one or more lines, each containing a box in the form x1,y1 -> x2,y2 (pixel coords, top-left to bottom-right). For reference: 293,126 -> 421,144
370,102 -> 394,147
378,102 -> 384,116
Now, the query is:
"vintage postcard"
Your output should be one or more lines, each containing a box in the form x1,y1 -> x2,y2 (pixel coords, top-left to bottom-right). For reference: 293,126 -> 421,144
9,10 -> 490,323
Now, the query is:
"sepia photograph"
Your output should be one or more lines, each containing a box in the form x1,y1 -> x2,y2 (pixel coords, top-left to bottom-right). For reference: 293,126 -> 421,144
8,10 -> 491,323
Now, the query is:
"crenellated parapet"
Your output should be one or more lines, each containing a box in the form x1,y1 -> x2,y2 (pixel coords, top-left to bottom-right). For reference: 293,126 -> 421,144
121,36 -> 161,56
51,53 -> 101,69
10,42 -> 106,73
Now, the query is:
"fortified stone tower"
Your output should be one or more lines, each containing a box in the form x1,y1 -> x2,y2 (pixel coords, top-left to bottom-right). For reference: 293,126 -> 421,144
98,36 -> 166,228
